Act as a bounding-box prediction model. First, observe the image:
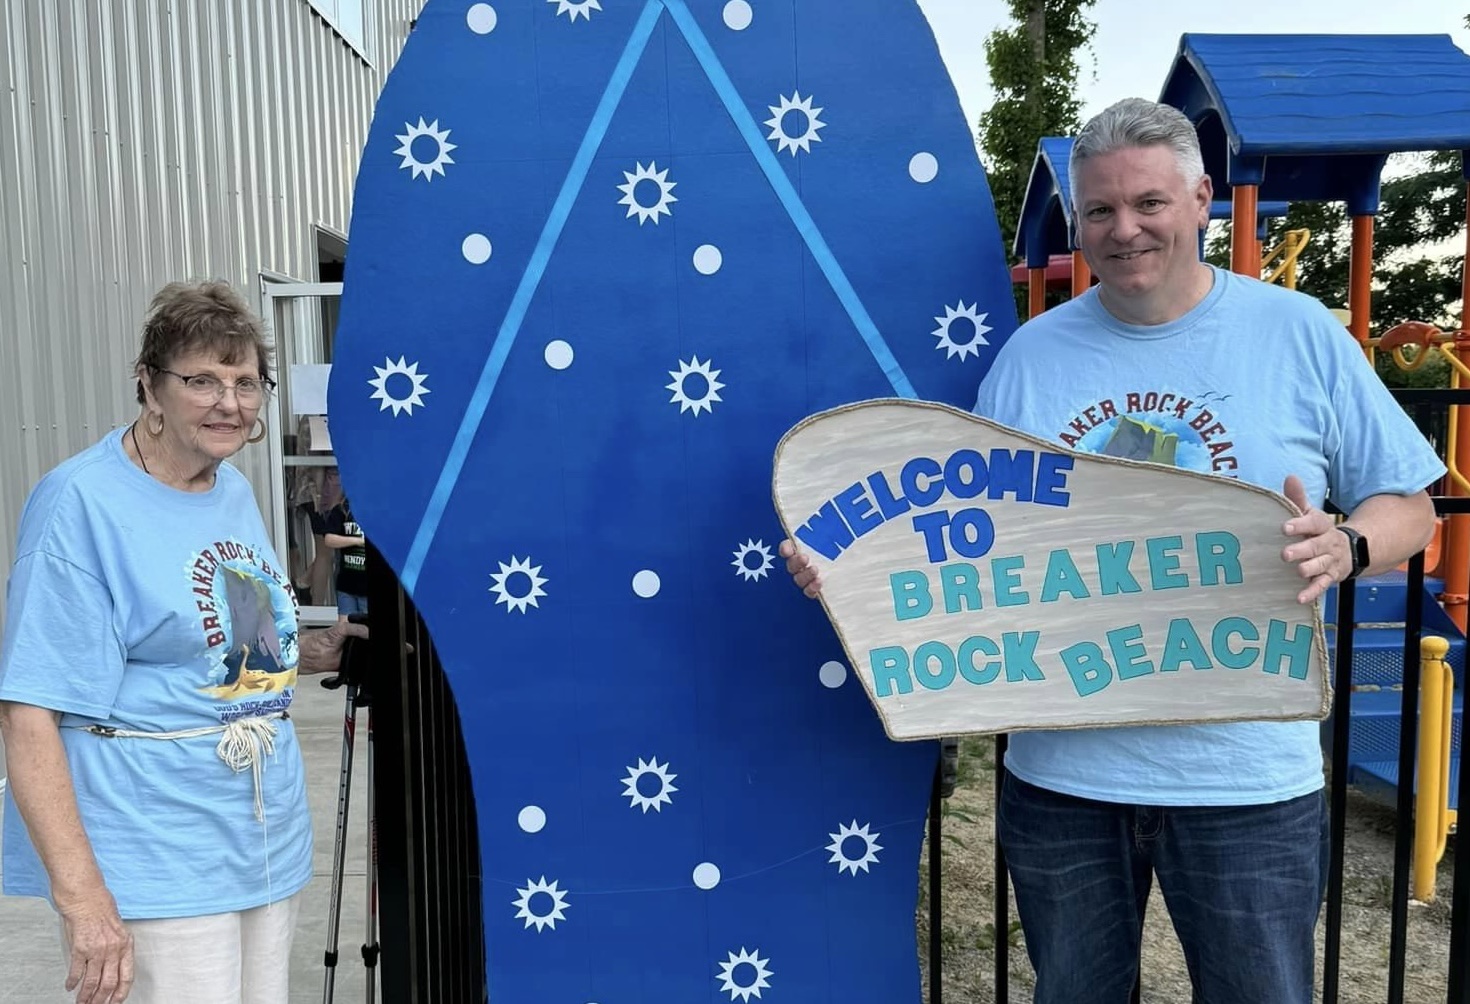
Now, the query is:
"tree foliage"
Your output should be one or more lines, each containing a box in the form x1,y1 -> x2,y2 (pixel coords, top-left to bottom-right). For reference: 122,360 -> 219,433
977,0 -> 1096,259
1204,151 -> 1466,387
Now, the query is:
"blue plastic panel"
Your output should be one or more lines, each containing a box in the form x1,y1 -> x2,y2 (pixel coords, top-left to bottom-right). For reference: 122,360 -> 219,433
1162,34 -> 1470,157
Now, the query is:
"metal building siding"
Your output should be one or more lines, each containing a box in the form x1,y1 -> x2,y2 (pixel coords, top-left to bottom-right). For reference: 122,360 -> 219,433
0,0 -> 421,630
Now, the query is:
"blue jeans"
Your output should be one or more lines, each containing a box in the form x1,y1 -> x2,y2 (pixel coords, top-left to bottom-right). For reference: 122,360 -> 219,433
336,591 -> 368,616
997,772 -> 1329,1004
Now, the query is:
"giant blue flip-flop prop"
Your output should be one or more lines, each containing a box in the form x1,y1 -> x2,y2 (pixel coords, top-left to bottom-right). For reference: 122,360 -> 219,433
329,1 -> 1016,998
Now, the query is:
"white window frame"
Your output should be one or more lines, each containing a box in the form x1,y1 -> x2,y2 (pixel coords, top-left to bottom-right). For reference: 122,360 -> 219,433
261,281 -> 345,627
304,0 -> 373,64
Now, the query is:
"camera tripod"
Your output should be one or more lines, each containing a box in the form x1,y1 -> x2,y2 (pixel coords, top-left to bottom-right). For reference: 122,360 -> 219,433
320,627 -> 380,1004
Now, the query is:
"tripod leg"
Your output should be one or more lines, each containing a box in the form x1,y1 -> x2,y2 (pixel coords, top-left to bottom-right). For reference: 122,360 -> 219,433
363,709 -> 380,1004
322,684 -> 359,1004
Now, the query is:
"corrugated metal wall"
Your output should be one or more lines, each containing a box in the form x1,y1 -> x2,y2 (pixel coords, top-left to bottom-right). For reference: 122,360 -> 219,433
0,0 -> 423,631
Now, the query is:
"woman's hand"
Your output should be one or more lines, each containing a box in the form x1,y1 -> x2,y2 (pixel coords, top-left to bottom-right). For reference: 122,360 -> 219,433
59,887 -> 133,1003
0,703 -> 132,1002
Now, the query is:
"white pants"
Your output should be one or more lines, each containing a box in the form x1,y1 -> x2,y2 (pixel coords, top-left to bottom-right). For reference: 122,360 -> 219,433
71,895 -> 301,1004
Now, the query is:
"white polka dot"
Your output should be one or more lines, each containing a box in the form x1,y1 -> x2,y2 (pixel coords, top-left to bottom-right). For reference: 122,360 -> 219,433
518,805 -> 546,833
693,244 -> 723,275
544,340 -> 574,370
693,862 -> 722,889
466,3 -> 497,34
462,233 -> 493,264
819,661 -> 847,688
909,152 -> 939,184
632,570 -> 661,598
722,0 -> 753,30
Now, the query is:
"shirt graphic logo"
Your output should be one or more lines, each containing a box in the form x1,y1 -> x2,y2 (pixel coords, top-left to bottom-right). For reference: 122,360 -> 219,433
1058,390 -> 1239,474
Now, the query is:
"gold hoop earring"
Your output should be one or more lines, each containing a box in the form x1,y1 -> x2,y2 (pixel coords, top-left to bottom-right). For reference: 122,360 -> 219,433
145,412 -> 165,438
247,418 -> 268,444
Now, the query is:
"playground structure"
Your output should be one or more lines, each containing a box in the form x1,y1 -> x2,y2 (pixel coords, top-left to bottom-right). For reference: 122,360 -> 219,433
1008,30 -> 1470,1001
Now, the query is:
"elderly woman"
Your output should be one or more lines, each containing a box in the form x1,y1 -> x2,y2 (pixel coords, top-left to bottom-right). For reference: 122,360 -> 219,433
0,280 -> 365,1004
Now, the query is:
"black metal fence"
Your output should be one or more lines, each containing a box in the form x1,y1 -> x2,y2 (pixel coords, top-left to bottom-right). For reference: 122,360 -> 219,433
367,391 -> 1470,1003
367,542 -> 486,1004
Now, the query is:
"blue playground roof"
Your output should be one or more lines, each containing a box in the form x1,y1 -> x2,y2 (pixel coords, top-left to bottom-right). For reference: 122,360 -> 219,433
1159,34 -> 1470,213
1013,138 -> 1075,266
1013,135 -> 1289,265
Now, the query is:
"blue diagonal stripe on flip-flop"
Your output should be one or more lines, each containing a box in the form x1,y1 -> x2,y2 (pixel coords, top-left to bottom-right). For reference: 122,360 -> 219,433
661,0 -> 918,401
400,0 -> 666,592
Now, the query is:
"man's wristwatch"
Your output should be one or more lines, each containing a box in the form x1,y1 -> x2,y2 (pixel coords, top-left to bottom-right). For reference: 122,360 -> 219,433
1338,525 -> 1370,580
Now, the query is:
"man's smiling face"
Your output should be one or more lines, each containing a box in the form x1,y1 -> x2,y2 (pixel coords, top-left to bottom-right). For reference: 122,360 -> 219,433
1073,144 -> 1213,318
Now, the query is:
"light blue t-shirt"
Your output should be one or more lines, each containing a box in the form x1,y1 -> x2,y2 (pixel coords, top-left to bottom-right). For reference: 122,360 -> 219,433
0,428 -> 312,918
973,266 -> 1445,805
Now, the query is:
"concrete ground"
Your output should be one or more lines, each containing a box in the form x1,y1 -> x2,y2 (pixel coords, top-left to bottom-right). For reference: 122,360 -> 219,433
0,681 -> 379,1003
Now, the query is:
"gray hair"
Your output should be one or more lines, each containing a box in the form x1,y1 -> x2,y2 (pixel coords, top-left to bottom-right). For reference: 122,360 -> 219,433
1068,98 -> 1206,208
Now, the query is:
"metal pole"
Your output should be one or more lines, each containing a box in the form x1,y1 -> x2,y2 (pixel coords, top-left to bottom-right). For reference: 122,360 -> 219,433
1448,187 -> 1470,994
1027,268 -> 1045,319
1412,637 -> 1450,903
1070,250 -> 1091,299
362,710 -> 380,1002
994,735 -> 1009,1004
321,684 -> 360,1004
1444,186 -> 1470,634
1387,552 -> 1428,1004
929,764 -> 943,1004
1230,185 -> 1260,276
1323,578 -> 1357,1004
1347,215 -> 1375,357
1447,524 -> 1470,1000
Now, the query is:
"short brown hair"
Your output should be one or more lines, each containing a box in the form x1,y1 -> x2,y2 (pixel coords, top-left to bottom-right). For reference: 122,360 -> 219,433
134,280 -> 274,404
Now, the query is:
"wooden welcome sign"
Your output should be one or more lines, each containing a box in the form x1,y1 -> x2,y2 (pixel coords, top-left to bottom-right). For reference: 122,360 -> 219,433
772,400 -> 1331,740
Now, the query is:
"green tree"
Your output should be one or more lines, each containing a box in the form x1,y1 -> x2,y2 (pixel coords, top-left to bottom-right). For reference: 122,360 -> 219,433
1205,151 -> 1466,388
977,0 -> 1097,259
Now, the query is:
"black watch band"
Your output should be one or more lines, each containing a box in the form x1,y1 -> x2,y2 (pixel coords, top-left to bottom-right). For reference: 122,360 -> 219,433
1337,525 -> 1370,580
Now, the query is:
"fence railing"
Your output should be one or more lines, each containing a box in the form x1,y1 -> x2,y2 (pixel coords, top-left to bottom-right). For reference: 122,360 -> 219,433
368,390 -> 1470,1003
368,544 -> 486,1003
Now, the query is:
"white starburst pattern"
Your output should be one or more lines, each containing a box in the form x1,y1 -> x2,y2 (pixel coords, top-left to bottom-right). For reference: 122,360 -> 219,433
826,820 -> 883,876
367,357 -> 431,417
829,823 -> 882,876
512,876 -> 569,932
667,356 -> 725,417
489,556 -> 548,614
616,161 -> 678,225
764,92 -> 826,156
932,302 -> 992,361
547,0 -> 601,21
393,118 -> 456,181
731,539 -> 774,582
717,948 -> 774,1003
621,757 -> 678,813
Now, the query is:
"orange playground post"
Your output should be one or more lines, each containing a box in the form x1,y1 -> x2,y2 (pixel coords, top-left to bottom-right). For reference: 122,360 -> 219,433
1028,267 -> 1046,318
1348,215 -> 1375,358
1070,251 -> 1091,298
1230,185 -> 1260,276
1446,186 -> 1470,633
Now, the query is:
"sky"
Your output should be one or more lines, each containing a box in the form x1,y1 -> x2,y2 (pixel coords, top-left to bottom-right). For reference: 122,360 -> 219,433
914,0 -> 1470,135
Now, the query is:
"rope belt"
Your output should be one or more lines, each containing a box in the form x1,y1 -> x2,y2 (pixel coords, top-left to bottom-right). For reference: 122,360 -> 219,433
72,712 -> 288,823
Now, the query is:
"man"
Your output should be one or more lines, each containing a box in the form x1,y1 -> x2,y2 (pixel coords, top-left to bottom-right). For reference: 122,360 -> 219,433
780,98 -> 1443,1003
